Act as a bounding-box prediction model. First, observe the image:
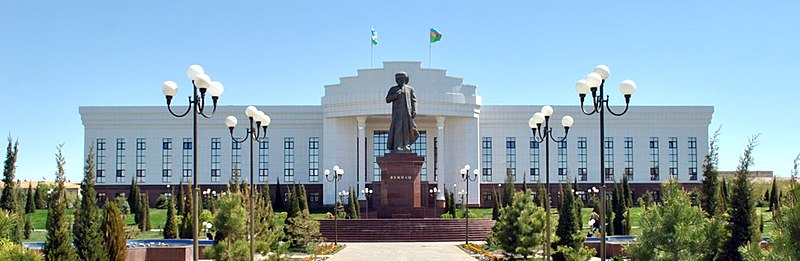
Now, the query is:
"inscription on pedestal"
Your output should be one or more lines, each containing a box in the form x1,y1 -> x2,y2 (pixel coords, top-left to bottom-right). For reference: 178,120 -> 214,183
377,153 -> 424,217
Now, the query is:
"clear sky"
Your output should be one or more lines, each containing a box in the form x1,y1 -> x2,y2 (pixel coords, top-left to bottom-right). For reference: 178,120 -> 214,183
1,1 -> 798,183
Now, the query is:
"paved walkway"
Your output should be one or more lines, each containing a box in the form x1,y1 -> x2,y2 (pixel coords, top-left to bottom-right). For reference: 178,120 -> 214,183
326,242 -> 476,261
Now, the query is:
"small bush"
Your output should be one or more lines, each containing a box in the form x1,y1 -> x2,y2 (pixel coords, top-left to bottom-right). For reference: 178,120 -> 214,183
155,194 -> 169,209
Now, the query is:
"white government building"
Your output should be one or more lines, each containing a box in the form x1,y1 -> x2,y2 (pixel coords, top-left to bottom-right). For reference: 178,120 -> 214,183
80,61 -> 713,208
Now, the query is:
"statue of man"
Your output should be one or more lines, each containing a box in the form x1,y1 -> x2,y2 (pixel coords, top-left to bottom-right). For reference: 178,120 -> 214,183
385,72 -> 419,153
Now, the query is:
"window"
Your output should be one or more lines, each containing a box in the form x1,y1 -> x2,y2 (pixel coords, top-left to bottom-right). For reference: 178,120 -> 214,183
211,138 -> 221,183
624,137 -> 633,180
578,137 -> 587,181
284,137 -> 294,182
231,140 -> 242,179
558,138 -> 567,181
669,137 -> 678,179
530,138 -> 540,182
182,138 -> 192,183
688,137 -> 698,180
482,137 -> 492,182
96,138 -> 106,183
259,139 -> 269,182
412,131 -> 428,180
373,131 -> 388,181
505,137 -> 516,181
482,191 -> 493,202
309,192 -> 320,203
434,137 -> 438,182
309,137 -> 319,182
162,138 -> 172,183
605,137 -> 614,181
136,138 -> 146,183
116,138 -> 126,182
650,137 -> 659,180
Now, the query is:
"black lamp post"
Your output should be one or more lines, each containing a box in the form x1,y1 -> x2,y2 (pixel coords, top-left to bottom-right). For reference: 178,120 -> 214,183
575,64 -> 636,259
529,105 -> 574,261
460,164 -> 478,245
361,187 -> 373,219
324,165 -> 344,245
226,106 -> 270,261
162,64 -> 224,261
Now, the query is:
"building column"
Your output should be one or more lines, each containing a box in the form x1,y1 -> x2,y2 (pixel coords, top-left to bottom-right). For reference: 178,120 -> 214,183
357,116 -> 367,201
436,116 -> 446,201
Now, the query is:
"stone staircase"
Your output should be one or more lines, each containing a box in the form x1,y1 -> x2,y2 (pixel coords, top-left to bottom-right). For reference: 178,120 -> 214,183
318,218 -> 495,242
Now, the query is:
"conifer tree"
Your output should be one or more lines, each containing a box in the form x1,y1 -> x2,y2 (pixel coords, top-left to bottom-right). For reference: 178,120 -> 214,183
769,177 -> 779,211
719,135 -> 758,261
491,189 -> 500,220
179,181 -> 194,239
490,189 -> 546,259
34,183 -> 46,210
448,190 -> 456,218
163,189 -> 178,239
553,180 -> 580,261
138,193 -> 150,231
621,175 -> 632,208
612,182 -> 626,235
254,187 -> 282,255
176,181 -> 185,217
298,185 -> 309,213
503,170 -> 515,207
43,145 -> 77,261
25,183 -> 34,214
273,178 -> 285,211
23,216 -> 31,240
700,128 -> 721,217
1,136 -> 19,213
128,178 -> 140,216
73,147 -> 108,261
103,201 -> 126,261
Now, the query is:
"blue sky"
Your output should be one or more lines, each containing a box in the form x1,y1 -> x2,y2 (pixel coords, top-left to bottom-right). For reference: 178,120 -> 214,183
1,1 -> 798,182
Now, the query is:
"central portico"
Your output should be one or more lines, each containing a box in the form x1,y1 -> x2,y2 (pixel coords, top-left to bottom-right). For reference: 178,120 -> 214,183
321,61 -> 483,208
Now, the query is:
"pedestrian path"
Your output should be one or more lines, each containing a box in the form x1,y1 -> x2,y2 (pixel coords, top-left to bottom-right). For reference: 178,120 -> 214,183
326,242 -> 476,261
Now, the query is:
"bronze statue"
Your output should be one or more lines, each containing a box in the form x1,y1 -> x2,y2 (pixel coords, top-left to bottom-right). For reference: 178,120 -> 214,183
385,72 -> 419,153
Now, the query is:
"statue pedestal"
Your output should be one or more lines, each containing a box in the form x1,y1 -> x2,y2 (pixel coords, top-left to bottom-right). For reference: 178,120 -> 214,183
377,152 -> 424,218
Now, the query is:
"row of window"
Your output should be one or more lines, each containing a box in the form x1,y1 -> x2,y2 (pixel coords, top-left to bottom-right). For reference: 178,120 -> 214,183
481,136 -> 699,182
96,137 -> 310,183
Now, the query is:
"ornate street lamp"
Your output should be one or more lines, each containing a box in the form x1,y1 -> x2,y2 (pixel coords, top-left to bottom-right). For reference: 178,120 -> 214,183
361,187 -> 373,219
460,164 -> 479,245
162,64 -> 224,261
575,64 -> 636,259
428,186 -> 439,218
324,165 -> 344,245
529,105 -> 573,261
226,106 -> 271,261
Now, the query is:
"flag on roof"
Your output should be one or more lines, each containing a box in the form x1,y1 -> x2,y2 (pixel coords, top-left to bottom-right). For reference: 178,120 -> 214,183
371,27 -> 378,45
430,28 -> 442,43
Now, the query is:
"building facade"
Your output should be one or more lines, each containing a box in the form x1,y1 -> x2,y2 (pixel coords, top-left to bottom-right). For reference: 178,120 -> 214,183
80,61 -> 713,208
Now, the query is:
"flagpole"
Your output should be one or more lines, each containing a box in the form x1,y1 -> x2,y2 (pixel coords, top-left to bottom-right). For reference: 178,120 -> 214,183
429,42 -> 432,68
371,43 -> 374,69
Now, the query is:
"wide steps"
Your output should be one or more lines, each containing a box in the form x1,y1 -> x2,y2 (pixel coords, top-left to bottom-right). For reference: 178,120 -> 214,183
318,219 -> 495,242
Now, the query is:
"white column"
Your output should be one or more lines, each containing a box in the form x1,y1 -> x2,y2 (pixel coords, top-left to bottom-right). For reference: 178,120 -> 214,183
436,116 -> 446,200
357,116 -> 367,200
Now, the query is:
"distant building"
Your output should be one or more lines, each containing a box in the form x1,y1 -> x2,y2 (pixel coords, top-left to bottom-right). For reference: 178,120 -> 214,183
80,62 -> 713,208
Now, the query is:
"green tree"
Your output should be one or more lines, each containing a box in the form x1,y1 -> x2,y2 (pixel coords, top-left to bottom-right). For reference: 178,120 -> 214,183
281,185 -> 320,249
769,177 -> 779,212
491,189 -> 500,220
273,178 -> 285,211
489,189 -> 546,260
25,183 -> 34,214
254,187 -> 283,255
553,180 -> 581,261
128,178 -> 141,216
43,145 -> 77,261
73,147 -> 108,261
622,175 -> 633,208
23,216 -> 31,240
1,137 -> 19,213
626,180 -> 724,261
205,192 -> 248,260
163,189 -> 178,239
448,190 -> 456,218
103,201 -> 126,261
33,183 -> 46,210
138,193 -> 150,231
719,135 -> 758,261
612,182 -> 627,235
176,181 -> 185,217
502,170 -> 515,208
179,181 -> 194,239
720,177 -> 730,212
700,127 -> 721,217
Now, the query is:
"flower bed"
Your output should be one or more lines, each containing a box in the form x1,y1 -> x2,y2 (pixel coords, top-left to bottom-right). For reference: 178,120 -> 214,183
302,243 -> 344,261
463,243 -> 503,261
